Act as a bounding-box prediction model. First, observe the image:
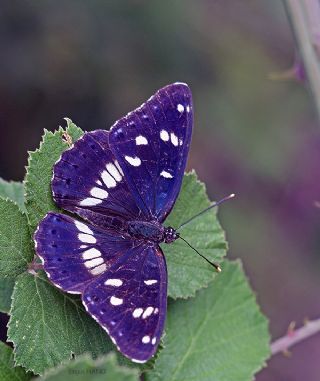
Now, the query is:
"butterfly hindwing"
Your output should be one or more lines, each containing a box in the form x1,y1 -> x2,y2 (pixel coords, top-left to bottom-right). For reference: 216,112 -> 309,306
34,212 -> 133,293
109,83 -> 193,221
52,130 -> 142,227
82,244 -> 167,363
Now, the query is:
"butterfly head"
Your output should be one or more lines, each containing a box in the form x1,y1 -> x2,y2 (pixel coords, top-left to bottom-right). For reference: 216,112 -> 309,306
163,226 -> 180,244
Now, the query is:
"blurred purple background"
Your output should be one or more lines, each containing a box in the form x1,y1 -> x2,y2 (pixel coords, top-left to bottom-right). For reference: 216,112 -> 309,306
1,1 -> 320,379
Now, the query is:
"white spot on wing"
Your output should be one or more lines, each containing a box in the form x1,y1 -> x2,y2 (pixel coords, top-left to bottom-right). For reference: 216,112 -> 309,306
160,170 -> 173,179
125,155 -> 141,167
177,104 -> 184,112
110,296 -> 123,306
186,105 -> 191,112
90,263 -> 106,275
82,248 -> 101,260
160,130 -> 169,142
105,278 -> 123,287
80,198 -> 102,206
142,306 -> 154,319
170,132 -> 179,146
84,257 -> 104,269
135,135 -> 148,145
132,308 -> 143,318
90,187 -> 108,199
144,279 -> 158,285
106,163 -> 122,182
75,220 -> 94,234
78,233 -> 96,244
142,335 -> 150,344
102,170 -> 117,188
152,337 -> 157,345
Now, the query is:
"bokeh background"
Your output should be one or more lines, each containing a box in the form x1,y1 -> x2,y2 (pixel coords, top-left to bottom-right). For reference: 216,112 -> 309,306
1,1 -> 320,379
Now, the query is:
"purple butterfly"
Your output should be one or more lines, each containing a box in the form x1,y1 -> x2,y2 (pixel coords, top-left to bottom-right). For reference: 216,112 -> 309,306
34,83 -> 193,363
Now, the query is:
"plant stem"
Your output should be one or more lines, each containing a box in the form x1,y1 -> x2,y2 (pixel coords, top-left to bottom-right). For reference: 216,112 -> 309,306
284,0 -> 320,119
271,318 -> 320,355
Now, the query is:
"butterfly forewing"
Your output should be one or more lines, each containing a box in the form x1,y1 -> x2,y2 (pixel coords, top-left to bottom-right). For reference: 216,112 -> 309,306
109,83 -> 193,221
52,130 -> 142,228
82,244 -> 167,363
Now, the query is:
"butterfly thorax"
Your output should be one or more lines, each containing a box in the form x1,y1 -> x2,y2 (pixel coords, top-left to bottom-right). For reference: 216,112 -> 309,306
127,220 -> 178,244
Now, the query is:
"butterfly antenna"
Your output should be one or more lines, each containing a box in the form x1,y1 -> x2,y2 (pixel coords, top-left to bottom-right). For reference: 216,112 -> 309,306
179,235 -> 221,272
176,193 -> 235,230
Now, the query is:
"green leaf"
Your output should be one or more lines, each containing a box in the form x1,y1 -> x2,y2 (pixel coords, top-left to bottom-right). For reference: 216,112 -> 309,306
0,180 -> 23,312
24,120 -> 84,231
0,179 -> 26,212
8,272 -> 113,375
147,261 -> 270,381
0,341 -> 32,381
0,277 -> 14,313
162,171 -> 227,299
0,199 -> 33,277
40,353 -> 139,381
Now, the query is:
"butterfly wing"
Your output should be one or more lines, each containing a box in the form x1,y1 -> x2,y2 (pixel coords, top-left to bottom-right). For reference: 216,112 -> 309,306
52,130 -> 143,229
35,212 -> 167,362
34,212 -> 133,294
109,82 -> 193,221
82,244 -> 167,363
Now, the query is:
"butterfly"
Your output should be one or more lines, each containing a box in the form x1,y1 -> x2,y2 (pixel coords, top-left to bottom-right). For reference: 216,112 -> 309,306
34,83 -> 193,363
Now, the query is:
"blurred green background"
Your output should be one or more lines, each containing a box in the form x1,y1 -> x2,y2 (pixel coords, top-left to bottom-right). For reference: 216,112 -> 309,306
1,1 -> 320,379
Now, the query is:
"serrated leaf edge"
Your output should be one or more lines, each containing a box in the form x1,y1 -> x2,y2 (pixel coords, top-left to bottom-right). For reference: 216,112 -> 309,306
23,127 -> 67,190
0,341 -> 33,380
23,121 -> 84,231
0,179 -> 26,213
151,259 -> 271,380
0,198 -> 33,278
167,170 -> 229,300
6,273 -> 75,375
0,196 -> 27,217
